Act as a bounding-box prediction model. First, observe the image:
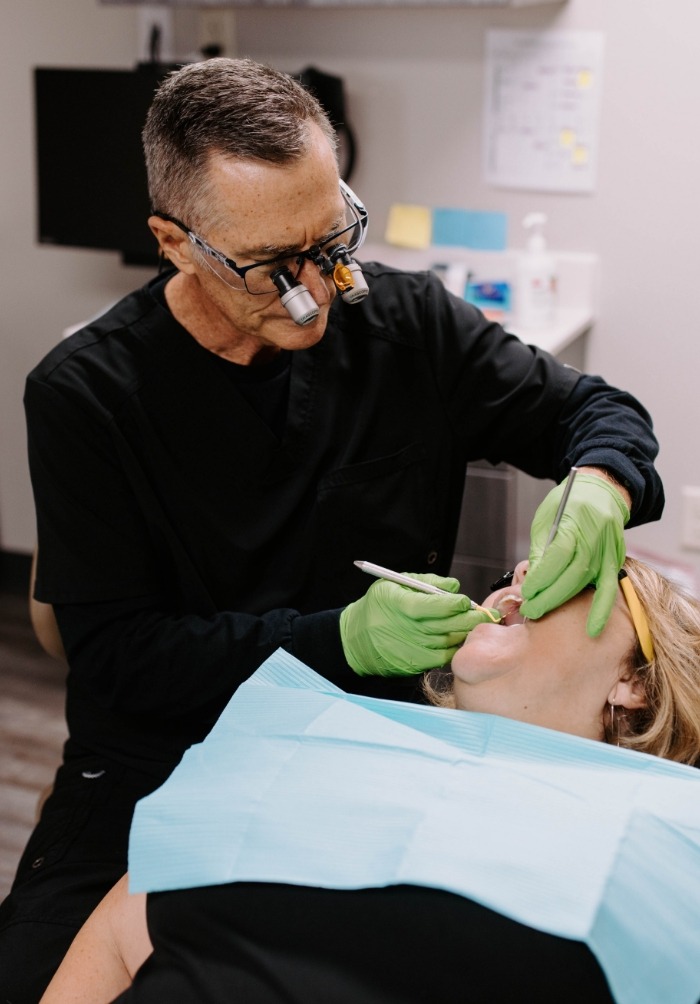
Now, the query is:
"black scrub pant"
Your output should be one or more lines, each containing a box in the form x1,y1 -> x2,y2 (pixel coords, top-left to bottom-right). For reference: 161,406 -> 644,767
0,742 -> 171,1004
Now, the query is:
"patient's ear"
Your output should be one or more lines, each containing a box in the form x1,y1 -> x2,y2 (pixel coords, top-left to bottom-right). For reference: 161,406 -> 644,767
608,676 -> 647,710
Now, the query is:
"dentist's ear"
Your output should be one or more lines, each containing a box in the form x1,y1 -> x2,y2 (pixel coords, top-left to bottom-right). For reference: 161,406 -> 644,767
148,216 -> 197,274
608,676 -> 647,711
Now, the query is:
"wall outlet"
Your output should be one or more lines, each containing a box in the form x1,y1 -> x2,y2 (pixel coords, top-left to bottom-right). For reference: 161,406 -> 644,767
137,6 -> 175,63
681,486 -> 700,551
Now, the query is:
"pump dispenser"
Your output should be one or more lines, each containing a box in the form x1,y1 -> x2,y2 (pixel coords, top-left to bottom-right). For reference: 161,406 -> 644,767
516,213 -> 557,329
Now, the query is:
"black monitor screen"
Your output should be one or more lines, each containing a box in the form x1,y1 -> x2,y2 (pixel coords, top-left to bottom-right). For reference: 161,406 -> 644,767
34,64 -> 178,266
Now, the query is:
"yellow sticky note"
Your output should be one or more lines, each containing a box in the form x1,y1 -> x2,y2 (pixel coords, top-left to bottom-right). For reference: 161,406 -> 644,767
559,128 -> 576,149
384,204 -> 432,249
572,145 -> 589,166
577,69 -> 593,89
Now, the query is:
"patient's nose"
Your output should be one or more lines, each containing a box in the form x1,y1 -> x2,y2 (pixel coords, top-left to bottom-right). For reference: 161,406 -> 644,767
512,561 -> 529,586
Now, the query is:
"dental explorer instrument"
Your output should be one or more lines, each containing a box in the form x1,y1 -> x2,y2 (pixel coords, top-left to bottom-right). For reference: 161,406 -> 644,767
543,466 -> 580,551
354,561 -> 500,621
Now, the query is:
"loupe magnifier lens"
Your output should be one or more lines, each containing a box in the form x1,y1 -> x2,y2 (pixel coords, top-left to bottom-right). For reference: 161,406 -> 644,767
270,266 -> 320,326
327,245 -> 369,304
338,261 -> 369,303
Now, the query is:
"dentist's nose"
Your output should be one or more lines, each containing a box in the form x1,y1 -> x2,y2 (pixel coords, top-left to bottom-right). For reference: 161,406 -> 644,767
298,257 -> 333,304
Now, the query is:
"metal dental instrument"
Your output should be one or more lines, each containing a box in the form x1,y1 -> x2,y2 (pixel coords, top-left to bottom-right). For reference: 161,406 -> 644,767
543,466 -> 580,551
354,561 -> 501,622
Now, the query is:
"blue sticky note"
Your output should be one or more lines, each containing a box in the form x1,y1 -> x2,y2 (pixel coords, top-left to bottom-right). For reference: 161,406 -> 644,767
432,208 -> 508,251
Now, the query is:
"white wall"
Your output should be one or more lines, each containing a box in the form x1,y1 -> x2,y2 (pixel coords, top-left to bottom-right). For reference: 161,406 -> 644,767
2,0 -> 700,586
0,0 -> 152,555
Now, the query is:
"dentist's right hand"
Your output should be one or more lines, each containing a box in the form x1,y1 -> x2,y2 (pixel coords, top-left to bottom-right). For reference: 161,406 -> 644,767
340,573 -> 498,678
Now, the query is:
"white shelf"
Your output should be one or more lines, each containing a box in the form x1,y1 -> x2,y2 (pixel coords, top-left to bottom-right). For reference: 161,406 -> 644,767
103,0 -> 566,6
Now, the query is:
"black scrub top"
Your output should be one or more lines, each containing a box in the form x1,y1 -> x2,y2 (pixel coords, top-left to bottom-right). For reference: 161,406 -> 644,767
24,263 -> 663,767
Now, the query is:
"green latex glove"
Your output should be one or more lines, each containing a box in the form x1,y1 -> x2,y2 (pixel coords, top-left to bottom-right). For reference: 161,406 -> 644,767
340,572 -> 499,678
520,473 -> 630,637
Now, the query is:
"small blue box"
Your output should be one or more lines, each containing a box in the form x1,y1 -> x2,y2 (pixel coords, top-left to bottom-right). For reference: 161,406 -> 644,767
465,280 -> 512,317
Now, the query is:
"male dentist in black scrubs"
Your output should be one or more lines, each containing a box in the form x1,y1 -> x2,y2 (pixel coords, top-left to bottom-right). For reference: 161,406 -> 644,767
1,57 -> 662,1001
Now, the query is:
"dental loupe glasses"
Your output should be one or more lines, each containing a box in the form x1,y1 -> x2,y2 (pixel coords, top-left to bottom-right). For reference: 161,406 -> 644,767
271,179 -> 369,325
154,180 -> 370,326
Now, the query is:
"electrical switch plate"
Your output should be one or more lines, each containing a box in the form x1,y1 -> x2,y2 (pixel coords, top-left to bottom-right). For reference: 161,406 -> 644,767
681,486 -> 700,551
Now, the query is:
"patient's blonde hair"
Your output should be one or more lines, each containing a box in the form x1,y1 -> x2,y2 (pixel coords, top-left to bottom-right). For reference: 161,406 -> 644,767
616,557 -> 700,764
423,556 -> 700,767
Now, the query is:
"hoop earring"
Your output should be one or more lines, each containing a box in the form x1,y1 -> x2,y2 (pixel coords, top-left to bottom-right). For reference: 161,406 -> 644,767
609,702 -> 619,746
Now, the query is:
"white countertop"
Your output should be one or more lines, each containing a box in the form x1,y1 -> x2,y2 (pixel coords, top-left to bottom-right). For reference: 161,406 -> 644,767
506,306 -> 594,355
358,243 -> 599,357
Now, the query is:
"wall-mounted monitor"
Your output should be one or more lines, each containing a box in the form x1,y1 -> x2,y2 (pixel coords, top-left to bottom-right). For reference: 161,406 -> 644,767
34,64 -> 178,266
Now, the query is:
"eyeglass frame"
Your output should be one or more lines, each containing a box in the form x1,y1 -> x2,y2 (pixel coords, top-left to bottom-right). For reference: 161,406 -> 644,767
152,179 -> 368,295
488,567 -> 654,662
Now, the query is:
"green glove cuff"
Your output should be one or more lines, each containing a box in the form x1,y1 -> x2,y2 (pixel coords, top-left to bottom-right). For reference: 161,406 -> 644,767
585,474 -> 631,526
529,474 -> 630,551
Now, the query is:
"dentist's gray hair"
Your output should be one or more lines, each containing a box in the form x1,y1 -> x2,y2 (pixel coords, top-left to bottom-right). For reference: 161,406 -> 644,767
142,57 -> 337,231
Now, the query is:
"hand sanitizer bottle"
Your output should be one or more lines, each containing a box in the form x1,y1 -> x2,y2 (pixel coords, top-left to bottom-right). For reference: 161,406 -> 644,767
516,213 -> 557,329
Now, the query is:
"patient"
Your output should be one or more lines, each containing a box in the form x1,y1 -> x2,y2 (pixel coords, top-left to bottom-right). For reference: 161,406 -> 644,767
41,556 -> 700,1004
426,556 -> 700,765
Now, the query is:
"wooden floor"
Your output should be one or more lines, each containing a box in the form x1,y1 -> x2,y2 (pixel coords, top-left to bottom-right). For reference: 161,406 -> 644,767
0,590 -> 67,900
